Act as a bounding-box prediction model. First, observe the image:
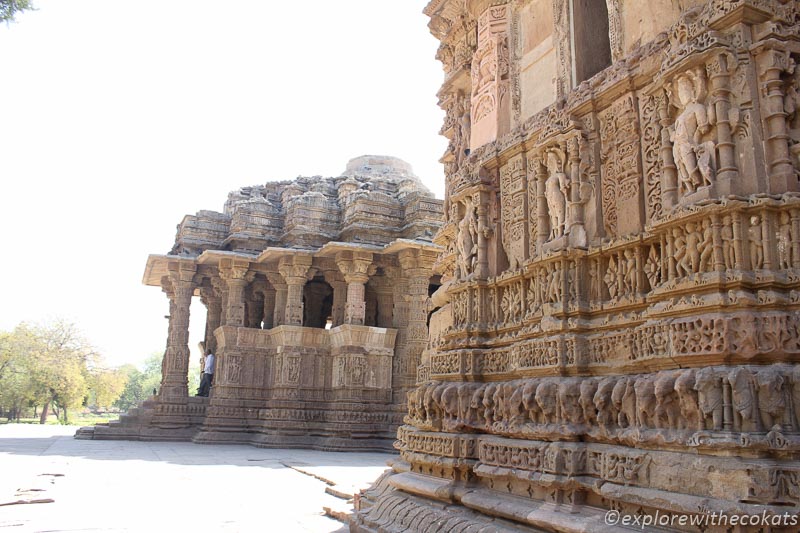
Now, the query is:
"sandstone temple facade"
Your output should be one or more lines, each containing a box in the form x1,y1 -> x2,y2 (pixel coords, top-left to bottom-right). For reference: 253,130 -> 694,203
86,156 -> 443,451
353,1 -> 800,531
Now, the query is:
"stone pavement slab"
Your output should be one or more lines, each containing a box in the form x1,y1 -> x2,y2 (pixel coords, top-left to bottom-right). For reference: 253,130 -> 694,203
0,424 -> 392,532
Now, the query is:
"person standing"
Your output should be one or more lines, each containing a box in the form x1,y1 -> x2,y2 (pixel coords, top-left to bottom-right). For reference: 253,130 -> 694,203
197,351 -> 215,397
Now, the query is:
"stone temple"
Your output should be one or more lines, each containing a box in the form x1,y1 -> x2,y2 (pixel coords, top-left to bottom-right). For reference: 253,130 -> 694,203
86,155 -> 443,451
352,0 -> 800,531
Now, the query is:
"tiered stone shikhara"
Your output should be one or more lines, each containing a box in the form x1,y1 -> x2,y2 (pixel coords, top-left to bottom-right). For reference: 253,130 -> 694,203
353,1 -> 800,531
86,156 -> 443,451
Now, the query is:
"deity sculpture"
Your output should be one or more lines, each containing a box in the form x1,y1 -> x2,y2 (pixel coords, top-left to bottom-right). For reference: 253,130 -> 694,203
748,215 -> 763,270
605,256 -> 619,299
778,211 -> 793,270
699,219 -> 714,272
721,215 -> 736,269
452,97 -> 471,166
544,150 -> 569,240
670,71 -> 715,196
456,197 -> 479,279
684,222 -> 702,274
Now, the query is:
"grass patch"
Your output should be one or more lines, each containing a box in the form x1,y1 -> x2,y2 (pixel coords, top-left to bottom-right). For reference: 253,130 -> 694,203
0,411 -> 120,426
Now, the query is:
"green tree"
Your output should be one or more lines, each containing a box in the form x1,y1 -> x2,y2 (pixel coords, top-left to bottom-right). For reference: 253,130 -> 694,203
0,320 -> 97,424
88,368 -> 129,410
114,352 -> 163,411
1,0 -> 33,23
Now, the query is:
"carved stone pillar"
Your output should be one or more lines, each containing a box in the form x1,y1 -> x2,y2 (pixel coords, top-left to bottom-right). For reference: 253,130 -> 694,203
666,231 -> 677,281
475,191 -> 491,279
278,255 -> 312,326
657,91 -> 679,210
535,155 -> 550,251
761,211 -> 775,271
336,251 -> 373,326
370,276 -> 395,328
262,287 -> 276,329
755,46 -> 797,193
160,262 -> 196,400
708,53 -> 737,192
711,213 -> 725,273
732,211 -> 745,270
567,135 -> 586,247
791,208 -> 800,269
398,249 -> 433,394
266,273 -> 287,327
199,284 -> 222,356
211,276 -> 228,327
324,270 -> 347,327
219,259 -> 252,327
469,5 -> 510,150
245,289 -> 264,329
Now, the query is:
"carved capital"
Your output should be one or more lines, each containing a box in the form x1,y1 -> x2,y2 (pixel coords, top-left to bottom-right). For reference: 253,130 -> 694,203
278,254 -> 313,284
218,258 -> 252,283
335,251 -> 374,284
167,260 -> 197,286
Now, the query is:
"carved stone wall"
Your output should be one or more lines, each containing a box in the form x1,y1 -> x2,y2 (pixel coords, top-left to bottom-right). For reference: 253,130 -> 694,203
354,1 -> 800,531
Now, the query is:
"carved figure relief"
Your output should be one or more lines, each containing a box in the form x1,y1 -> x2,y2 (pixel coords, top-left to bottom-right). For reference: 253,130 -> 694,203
456,197 -> 479,279
669,70 -> 716,197
544,149 -> 569,240
749,215 -> 764,270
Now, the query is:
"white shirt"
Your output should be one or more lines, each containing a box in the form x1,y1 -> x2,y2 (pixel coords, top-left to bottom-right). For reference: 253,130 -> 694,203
204,353 -> 215,374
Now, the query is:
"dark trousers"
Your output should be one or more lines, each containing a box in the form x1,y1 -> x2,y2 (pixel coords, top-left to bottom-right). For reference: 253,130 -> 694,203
198,372 -> 214,397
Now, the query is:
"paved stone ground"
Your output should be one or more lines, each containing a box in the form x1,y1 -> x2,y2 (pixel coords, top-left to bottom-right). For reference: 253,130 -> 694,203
0,424 -> 391,532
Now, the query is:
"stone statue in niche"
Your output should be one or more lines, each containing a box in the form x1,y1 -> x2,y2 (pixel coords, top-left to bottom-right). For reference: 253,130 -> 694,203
605,256 -> 619,299
778,212 -> 793,270
670,70 -> 715,196
673,227 -> 689,277
721,215 -> 736,269
699,219 -> 714,272
622,249 -> 637,294
452,97 -> 471,166
544,149 -> 569,240
456,197 -> 479,279
684,222 -> 702,274
749,215 -> 764,270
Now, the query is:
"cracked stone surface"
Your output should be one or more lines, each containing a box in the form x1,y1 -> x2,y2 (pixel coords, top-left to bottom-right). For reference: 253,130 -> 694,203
0,424 -> 390,532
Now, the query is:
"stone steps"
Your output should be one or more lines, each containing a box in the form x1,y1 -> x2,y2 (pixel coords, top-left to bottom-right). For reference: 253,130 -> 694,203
74,426 -> 95,440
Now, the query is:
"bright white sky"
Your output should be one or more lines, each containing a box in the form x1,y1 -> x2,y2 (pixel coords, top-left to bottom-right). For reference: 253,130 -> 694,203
0,0 -> 446,368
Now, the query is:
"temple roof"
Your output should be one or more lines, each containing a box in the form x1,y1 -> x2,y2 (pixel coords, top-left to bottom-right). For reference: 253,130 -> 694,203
169,155 -> 443,257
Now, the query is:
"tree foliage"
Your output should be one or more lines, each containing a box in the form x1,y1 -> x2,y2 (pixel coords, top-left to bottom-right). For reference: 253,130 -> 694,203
0,0 -> 33,24
0,320 -> 129,424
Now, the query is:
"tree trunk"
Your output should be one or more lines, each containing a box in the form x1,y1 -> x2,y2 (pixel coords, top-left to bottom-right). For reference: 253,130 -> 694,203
62,407 -> 69,425
39,401 -> 50,424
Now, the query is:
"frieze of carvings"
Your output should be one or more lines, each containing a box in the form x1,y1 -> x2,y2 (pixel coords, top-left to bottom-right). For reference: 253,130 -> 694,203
440,311 -> 800,373
472,436 -> 799,509
639,93 -> 664,222
499,281 -> 524,323
396,425 -> 476,459
599,95 -> 642,238
499,155 -> 527,271
407,363 -> 800,451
